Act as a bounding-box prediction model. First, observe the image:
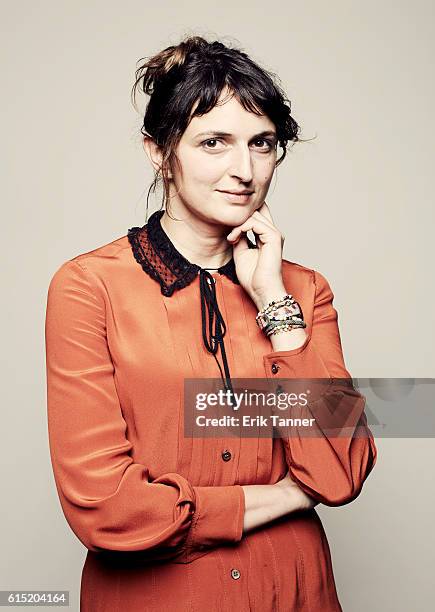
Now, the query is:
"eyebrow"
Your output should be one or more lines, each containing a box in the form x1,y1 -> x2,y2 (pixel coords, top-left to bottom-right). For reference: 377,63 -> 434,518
194,130 -> 277,139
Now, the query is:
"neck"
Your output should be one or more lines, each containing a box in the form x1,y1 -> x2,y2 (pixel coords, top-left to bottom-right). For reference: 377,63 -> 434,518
159,209 -> 233,270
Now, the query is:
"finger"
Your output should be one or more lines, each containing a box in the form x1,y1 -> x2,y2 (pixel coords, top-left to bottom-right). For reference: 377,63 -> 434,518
229,230 -> 251,253
254,204 -> 285,245
257,201 -> 275,225
251,210 -> 275,230
227,215 -> 280,245
226,203 -> 279,244
227,216 -> 270,240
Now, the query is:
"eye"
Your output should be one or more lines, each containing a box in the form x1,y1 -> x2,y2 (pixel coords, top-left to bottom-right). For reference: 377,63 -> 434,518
201,138 -> 224,149
253,138 -> 275,150
200,137 -> 276,151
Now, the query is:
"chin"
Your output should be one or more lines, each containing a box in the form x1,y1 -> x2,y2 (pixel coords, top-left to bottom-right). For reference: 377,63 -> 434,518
212,207 -> 253,226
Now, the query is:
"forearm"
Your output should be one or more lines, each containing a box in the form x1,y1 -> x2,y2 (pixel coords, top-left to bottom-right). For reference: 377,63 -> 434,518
268,328 -> 308,351
241,482 -> 303,533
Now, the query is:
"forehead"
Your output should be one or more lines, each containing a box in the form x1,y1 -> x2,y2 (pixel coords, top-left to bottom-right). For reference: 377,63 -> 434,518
184,91 -> 275,138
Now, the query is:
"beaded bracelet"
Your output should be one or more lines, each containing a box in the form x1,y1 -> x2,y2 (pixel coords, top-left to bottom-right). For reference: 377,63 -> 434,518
256,294 -> 295,317
264,318 -> 307,337
256,293 -> 306,336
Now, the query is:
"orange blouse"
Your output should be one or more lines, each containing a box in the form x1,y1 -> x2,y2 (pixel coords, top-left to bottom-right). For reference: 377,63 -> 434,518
45,211 -> 377,611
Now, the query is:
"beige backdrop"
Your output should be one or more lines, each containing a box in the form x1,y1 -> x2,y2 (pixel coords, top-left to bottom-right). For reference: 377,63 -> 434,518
1,1 -> 434,610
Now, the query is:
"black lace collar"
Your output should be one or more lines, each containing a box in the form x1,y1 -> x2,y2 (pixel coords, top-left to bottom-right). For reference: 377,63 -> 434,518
127,209 -> 257,297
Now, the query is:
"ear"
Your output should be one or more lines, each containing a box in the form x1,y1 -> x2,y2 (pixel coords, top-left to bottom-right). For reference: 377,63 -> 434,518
142,136 -> 162,173
142,136 -> 172,179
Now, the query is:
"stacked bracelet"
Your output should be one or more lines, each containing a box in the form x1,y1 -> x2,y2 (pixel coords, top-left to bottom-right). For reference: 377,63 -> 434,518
256,293 -> 306,337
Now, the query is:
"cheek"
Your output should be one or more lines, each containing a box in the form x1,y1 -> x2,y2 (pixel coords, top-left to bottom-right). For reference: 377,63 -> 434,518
257,170 -> 273,187
188,157 -> 224,186
255,159 -> 275,184
173,150 -> 222,187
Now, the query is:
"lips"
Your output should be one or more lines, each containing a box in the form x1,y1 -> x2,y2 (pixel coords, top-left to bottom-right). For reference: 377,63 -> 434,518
217,190 -> 254,203
217,190 -> 254,195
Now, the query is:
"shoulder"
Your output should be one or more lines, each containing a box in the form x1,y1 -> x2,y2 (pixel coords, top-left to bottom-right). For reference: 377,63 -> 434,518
281,258 -> 333,300
47,233 -> 131,290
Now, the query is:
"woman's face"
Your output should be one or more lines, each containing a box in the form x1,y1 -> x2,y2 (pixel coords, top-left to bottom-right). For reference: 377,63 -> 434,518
168,89 -> 278,229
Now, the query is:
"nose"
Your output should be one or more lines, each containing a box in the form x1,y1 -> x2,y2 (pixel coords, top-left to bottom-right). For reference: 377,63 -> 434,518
228,144 -> 254,183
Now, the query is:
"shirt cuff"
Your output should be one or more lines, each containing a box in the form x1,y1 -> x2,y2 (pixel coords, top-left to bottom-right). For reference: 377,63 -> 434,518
263,334 -> 331,376
262,335 -> 335,406
188,484 -> 245,550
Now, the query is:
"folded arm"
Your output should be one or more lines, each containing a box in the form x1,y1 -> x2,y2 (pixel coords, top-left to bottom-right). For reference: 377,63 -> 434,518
263,270 -> 377,507
45,260 -> 245,558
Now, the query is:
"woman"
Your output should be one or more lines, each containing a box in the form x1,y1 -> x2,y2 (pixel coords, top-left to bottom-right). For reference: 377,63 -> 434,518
45,36 -> 377,611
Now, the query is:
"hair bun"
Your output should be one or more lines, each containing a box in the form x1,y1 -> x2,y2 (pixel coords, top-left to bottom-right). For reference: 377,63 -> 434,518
161,44 -> 189,73
133,37 -> 208,99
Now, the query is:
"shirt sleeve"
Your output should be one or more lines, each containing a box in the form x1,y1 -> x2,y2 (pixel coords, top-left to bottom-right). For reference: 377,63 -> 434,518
262,269 -> 377,507
45,260 -> 245,558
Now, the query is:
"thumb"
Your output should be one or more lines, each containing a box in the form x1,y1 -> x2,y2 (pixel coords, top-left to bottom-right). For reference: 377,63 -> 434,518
230,230 -> 250,255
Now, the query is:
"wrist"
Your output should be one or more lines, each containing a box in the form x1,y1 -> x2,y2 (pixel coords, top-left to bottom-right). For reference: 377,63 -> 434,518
275,480 -> 303,514
254,286 -> 288,311
269,328 -> 308,351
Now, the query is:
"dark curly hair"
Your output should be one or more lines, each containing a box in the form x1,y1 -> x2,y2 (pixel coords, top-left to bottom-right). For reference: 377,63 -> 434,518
131,35 -> 305,218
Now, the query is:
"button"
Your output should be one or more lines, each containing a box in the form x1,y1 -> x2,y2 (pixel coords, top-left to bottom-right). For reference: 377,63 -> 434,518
221,450 -> 232,462
231,568 -> 241,580
271,363 -> 280,374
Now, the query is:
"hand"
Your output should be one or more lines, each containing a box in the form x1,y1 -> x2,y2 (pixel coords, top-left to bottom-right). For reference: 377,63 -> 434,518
226,201 -> 287,309
275,470 -> 319,512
